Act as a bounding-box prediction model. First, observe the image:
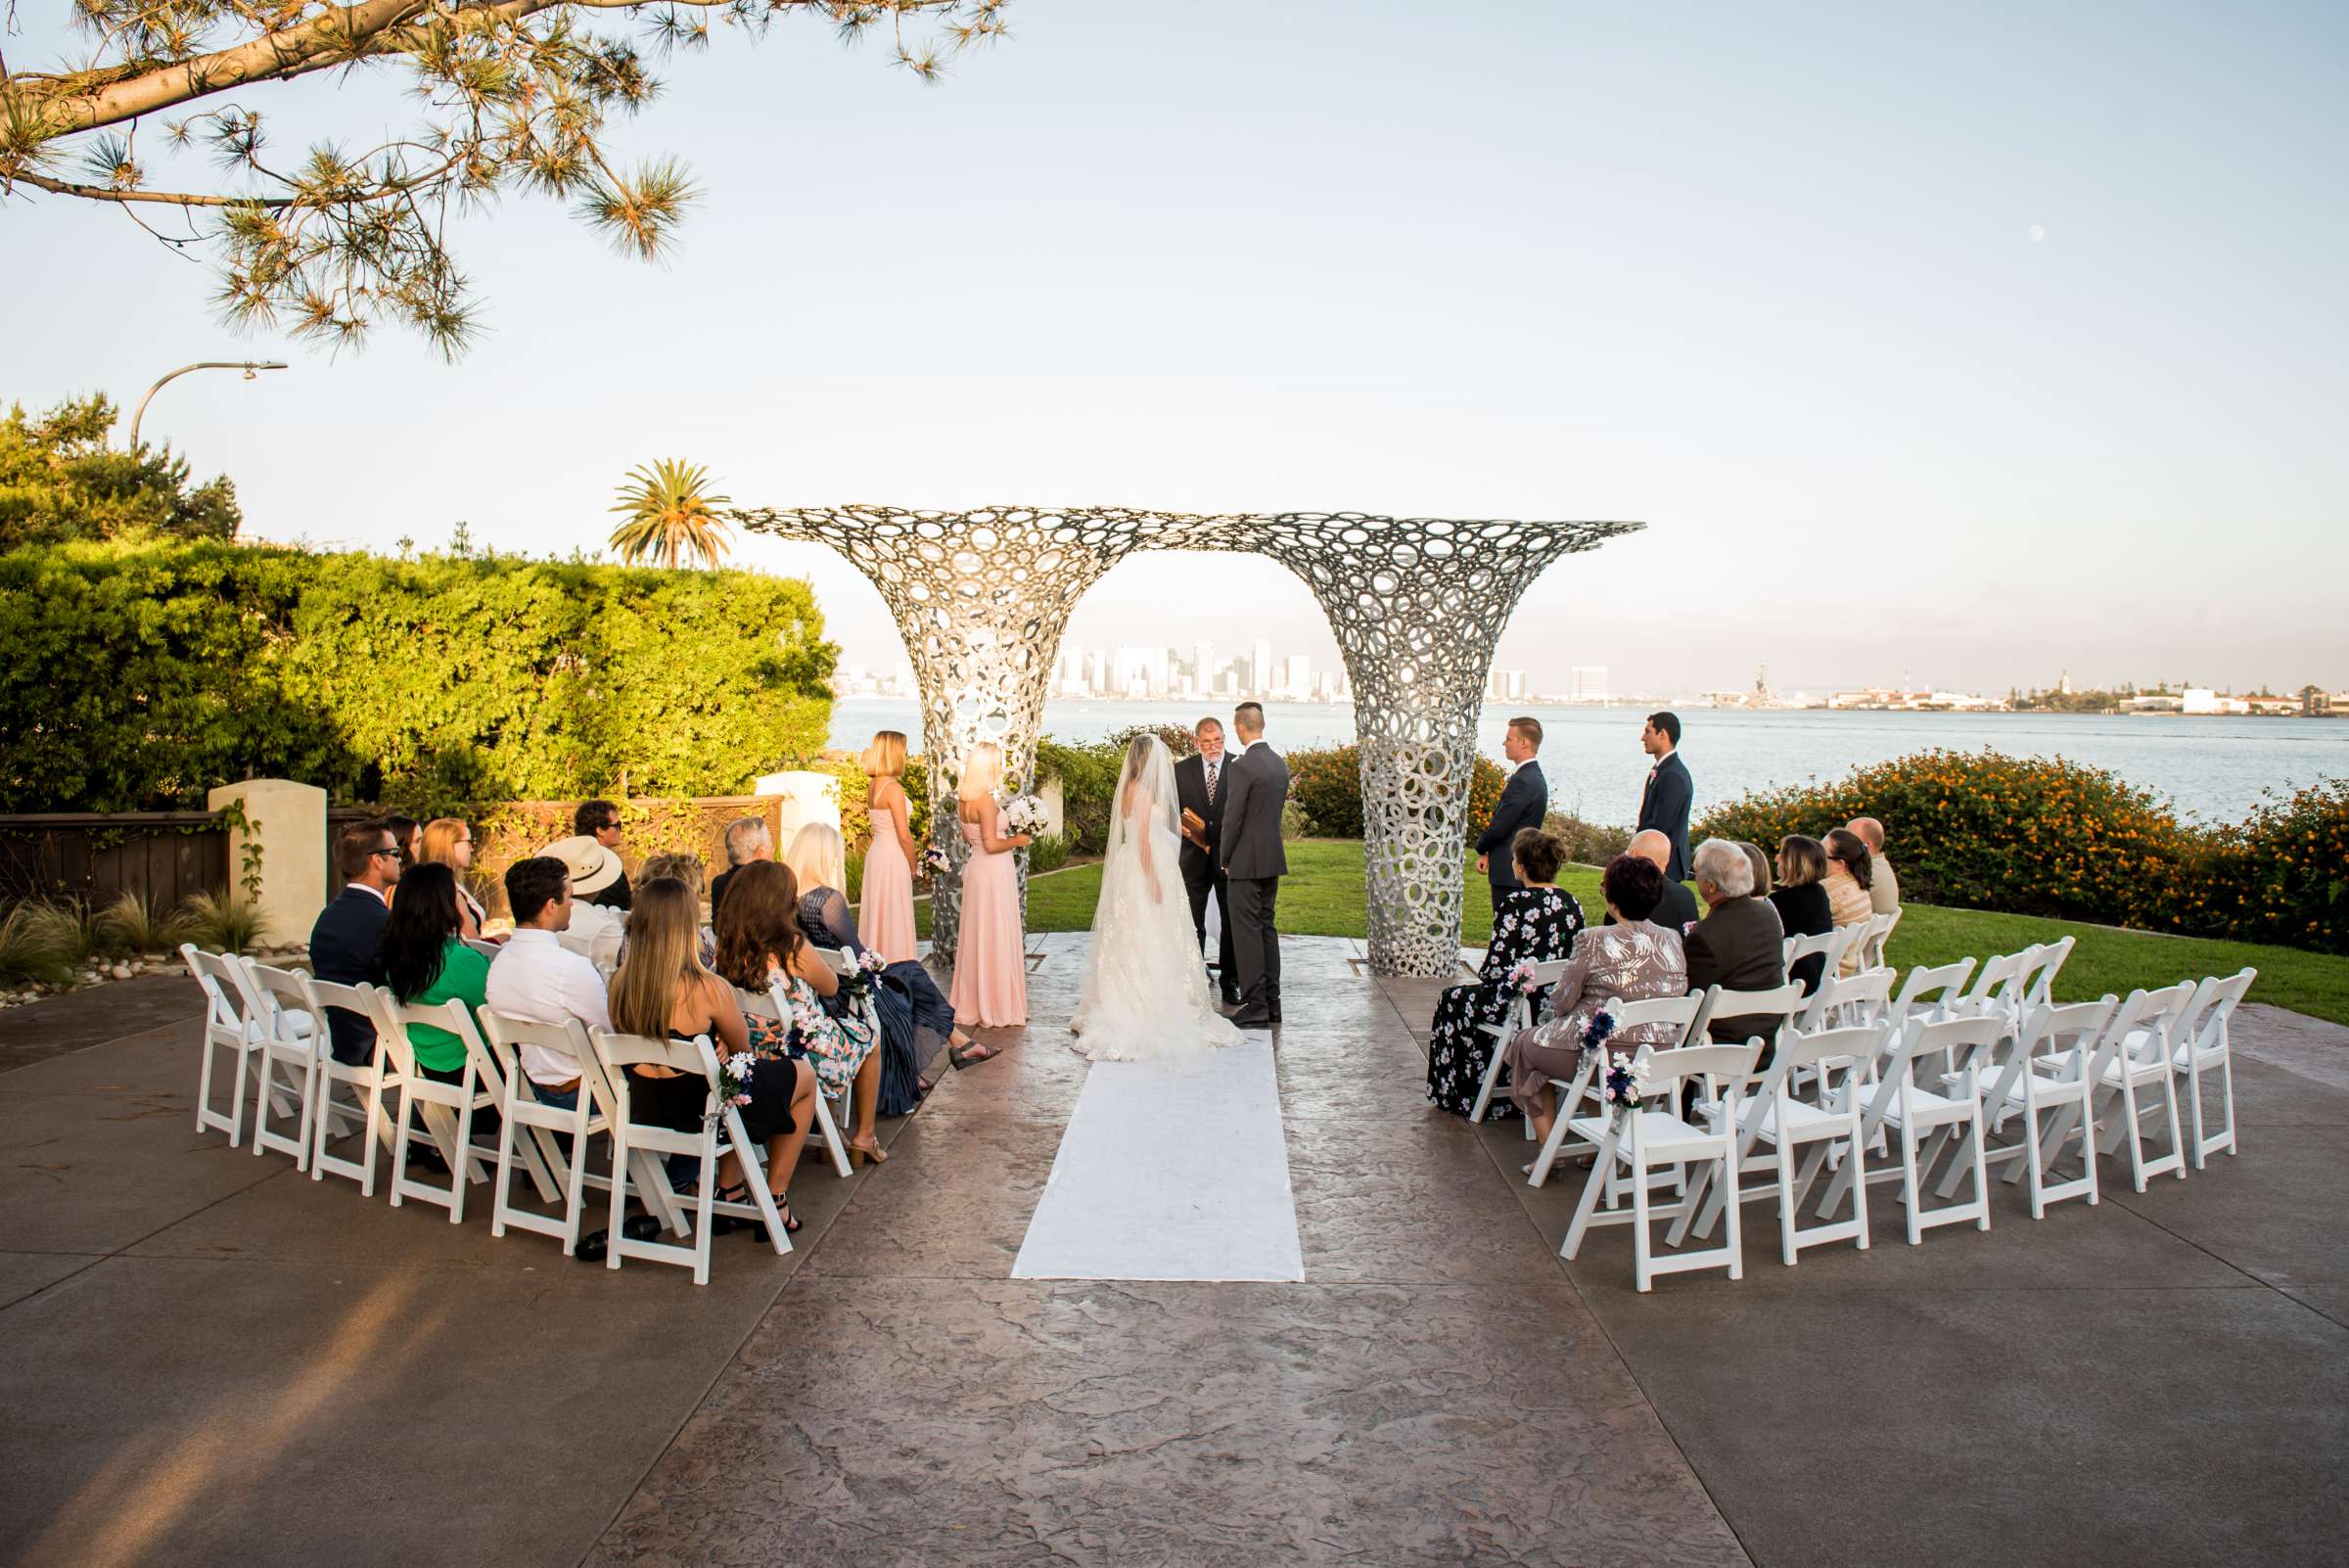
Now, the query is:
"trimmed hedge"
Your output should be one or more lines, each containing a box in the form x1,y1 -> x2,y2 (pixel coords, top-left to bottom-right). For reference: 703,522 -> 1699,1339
1695,749 -> 2348,956
0,539 -> 836,810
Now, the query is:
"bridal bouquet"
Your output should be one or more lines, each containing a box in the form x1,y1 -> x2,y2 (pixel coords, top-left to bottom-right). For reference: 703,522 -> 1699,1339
704,1050 -> 758,1129
921,845 -> 953,880
1001,793 -> 1049,837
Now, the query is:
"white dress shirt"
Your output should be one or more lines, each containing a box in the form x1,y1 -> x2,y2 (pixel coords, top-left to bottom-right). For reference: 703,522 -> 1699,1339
484,928 -> 610,1085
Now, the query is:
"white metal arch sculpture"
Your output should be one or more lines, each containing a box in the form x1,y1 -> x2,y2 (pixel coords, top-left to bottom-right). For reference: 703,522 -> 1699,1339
730,505 -> 1642,977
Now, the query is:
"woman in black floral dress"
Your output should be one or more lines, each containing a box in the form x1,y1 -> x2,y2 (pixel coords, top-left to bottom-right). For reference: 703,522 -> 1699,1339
1426,828 -> 1584,1118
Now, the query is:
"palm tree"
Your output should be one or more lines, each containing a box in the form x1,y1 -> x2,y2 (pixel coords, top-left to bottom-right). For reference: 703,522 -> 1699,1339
608,459 -> 733,569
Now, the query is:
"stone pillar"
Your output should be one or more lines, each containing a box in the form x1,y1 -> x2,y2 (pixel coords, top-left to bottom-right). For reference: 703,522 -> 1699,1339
207,778 -> 327,947
752,768 -> 845,847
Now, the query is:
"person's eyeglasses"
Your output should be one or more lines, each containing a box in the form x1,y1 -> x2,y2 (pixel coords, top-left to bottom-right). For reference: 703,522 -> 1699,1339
371,847 -> 399,859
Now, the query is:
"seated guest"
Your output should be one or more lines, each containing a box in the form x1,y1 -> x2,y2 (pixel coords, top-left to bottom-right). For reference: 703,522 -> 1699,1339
1497,853 -> 1689,1151
783,823 -> 993,1106
608,876 -> 817,1236
558,800 -> 632,910
384,814 -> 423,869
379,863 -> 491,1086
483,855 -> 606,1112
1846,816 -> 1901,915
417,817 -> 495,941
712,860 -> 890,1168
1684,838 -> 1788,1049
635,851 -> 715,966
711,816 -> 772,918
1606,829 -> 1700,934
541,835 -> 626,963
310,819 -> 401,1065
1822,827 -> 1877,974
1736,841 -> 1773,897
1769,835 -> 1835,994
1426,828 -> 1584,1119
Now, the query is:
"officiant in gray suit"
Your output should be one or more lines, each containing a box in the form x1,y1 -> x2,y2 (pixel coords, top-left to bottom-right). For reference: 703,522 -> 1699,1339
1218,702 -> 1290,1030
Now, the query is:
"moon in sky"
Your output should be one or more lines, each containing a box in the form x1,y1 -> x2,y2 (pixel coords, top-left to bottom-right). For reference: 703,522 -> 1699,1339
2028,223 -> 2048,243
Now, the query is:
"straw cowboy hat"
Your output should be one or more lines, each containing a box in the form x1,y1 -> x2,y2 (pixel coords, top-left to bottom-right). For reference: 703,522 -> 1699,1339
542,834 -> 623,898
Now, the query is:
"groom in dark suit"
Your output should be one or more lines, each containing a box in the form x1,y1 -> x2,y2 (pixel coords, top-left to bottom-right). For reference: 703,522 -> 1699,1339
1475,715 -> 1549,897
1219,702 -> 1290,1030
1174,715 -> 1241,1006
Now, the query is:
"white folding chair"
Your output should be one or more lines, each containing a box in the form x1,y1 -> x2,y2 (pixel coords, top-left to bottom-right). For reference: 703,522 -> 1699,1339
1524,993 -> 1709,1187
478,1010 -> 677,1253
1468,957 -> 1573,1125
2171,968 -> 2256,1169
1684,1024 -> 1880,1264
735,982 -> 853,1177
1886,957 -> 1977,1039
1824,1013 -> 2003,1244
1796,964 -> 1896,1036
812,945 -> 889,1093
376,995 -> 500,1222
1664,982 -> 1807,1241
1781,927 -> 1851,995
183,945 -> 271,1147
462,937 -> 503,960
1962,995 -> 2117,1217
2018,937 -> 2075,1012
590,1029 -> 789,1285
303,977 -> 405,1197
243,959 -> 345,1171
2082,980 -> 2195,1191
1854,909 -> 1900,971
1560,1041 -> 1753,1290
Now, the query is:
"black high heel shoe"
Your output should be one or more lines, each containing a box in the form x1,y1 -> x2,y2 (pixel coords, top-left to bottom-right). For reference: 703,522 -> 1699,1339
714,1180 -> 801,1236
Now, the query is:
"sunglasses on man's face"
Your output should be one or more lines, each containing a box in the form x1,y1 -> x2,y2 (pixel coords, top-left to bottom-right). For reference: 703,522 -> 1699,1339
372,846 -> 400,859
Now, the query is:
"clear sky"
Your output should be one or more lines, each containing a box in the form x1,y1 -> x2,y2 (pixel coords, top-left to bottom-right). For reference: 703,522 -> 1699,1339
7,0 -> 2346,695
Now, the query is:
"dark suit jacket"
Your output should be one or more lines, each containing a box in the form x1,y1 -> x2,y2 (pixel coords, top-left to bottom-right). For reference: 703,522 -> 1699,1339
1475,761 -> 1548,890
710,865 -> 738,918
308,886 -> 390,1064
1636,751 -> 1693,882
1683,895 -> 1787,1045
1173,752 -> 1228,883
581,867 -> 632,911
1219,742 -> 1290,882
1603,877 -> 1699,936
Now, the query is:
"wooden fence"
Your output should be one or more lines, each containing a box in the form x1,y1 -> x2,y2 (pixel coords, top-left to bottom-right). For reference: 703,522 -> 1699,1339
0,811 -> 230,908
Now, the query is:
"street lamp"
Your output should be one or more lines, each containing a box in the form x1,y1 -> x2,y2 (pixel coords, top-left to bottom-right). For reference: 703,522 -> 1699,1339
127,360 -> 291,450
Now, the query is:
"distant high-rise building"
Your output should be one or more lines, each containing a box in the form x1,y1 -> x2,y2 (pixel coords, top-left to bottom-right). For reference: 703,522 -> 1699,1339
1571,666 -> 1609,703
1193,642 -> 1215,699
1252,639 -> 1273,693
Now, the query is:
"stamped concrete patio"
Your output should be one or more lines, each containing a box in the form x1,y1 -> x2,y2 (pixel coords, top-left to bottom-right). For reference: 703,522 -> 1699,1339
1,935 -> 2342,1567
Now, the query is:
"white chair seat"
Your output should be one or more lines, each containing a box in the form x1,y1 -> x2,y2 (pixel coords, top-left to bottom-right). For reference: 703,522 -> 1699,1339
1742,1099 -> 1845,1141
278,1007 -> 316,1038
1970,1066 -> 2080,1106
1567,1108 -> 1717,1157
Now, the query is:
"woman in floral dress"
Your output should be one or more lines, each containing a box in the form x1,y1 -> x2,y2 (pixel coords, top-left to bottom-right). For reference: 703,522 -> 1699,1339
712,859 -> 889,1167
1425,829 -> 1583,1118
1497,852 -> 1690,1151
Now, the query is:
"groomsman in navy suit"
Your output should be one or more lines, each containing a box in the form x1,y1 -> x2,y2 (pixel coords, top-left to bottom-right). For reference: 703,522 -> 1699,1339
1636,711 -> 1693,883
1475,716 -> 1549,897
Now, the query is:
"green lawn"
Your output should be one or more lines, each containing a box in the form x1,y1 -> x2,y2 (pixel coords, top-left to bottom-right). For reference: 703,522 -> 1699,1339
921,839 -> 2349,1025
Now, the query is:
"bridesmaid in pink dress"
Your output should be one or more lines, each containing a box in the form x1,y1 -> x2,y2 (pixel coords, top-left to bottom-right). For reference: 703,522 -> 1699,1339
948,741 -> 1032,1029
857,730 -> 920,965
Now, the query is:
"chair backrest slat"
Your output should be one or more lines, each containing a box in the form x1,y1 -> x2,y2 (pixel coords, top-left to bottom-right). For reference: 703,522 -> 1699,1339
1891,957 -> 1976,1019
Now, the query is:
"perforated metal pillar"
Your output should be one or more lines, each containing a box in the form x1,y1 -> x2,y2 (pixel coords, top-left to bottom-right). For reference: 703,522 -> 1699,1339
731,505 -> 1640,974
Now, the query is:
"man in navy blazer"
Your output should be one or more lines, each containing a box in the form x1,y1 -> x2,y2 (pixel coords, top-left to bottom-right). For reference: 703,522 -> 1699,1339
1635,711 -> 1693,883
309,819 -> 401,1065
1475,716 -> 1550,896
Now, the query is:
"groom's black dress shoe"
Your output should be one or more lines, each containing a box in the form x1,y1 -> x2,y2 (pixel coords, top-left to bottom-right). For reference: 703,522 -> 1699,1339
1231,1009 -> 1273,1030
1221,989 -> 1244,1008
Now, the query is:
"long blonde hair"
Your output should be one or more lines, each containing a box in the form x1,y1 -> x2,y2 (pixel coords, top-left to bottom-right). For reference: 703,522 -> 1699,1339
957,741 -> 1004,804
606,877 -> 709,1038
418,817 -> 471,868
860,730 -> 907,779
785,822 -> 847,897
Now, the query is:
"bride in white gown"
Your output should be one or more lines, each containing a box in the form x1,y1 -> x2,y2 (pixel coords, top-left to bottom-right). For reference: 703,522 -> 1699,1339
1071,736 -> 1243,1061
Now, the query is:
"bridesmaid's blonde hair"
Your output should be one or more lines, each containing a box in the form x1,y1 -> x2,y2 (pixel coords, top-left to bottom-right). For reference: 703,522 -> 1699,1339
957,741 -> 1004,803
785,822 -> 848,898
859,730 -> 907,778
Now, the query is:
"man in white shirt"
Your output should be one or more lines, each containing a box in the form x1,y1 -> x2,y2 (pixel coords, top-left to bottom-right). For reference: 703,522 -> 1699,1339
483,855 -> 609,1112
1846,816 -> 1902,915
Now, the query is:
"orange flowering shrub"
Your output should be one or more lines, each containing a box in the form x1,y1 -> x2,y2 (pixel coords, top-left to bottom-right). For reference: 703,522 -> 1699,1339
1695,750 -> 2218,937
2195,782 -> 2349,953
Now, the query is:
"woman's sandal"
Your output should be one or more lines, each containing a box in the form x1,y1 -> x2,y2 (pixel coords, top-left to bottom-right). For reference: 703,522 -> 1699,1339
715,1180 -> 802,1235
947,1038 -> 999,1069
847,1140 -> 889,1168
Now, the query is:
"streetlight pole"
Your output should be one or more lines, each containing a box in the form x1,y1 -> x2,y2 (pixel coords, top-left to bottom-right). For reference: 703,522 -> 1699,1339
127,360 -> 291,450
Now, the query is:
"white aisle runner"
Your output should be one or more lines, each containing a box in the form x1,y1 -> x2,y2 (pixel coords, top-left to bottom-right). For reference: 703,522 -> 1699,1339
1011,1039 -> 1305,1282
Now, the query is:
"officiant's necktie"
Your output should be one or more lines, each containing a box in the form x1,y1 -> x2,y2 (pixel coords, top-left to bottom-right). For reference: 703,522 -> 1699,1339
1208,760 -> 1221,803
